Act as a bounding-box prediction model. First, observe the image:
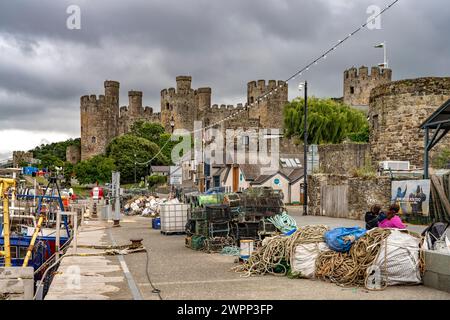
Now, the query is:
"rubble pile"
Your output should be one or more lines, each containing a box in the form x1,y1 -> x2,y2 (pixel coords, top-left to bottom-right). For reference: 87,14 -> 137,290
124,195 -> 179,217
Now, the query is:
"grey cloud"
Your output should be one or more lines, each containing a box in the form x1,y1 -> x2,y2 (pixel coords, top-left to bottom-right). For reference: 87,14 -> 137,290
0,0 -> 449,144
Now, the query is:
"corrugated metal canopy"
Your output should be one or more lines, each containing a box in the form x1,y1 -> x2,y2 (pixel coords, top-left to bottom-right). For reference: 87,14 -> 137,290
420,99 -> 450,129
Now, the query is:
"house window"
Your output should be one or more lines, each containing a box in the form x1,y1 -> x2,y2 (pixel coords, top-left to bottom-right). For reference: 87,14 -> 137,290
350,87 -> 355,94
91,136 -> 96,144
166,102 -> 170,110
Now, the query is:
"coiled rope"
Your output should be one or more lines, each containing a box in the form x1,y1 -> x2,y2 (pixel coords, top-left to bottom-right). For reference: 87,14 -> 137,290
233,225 -> 329,277
315,228 -> 391,288
267,211 -> 297,233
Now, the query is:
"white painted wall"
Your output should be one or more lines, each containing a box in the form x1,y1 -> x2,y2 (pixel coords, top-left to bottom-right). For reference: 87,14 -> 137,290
290,179 -> 302,203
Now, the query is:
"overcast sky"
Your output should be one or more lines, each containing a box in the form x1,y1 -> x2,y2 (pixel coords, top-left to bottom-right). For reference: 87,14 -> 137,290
0,0 -> 449,159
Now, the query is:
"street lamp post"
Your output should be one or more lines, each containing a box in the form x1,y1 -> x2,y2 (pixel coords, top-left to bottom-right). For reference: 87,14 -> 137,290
299,81 -> 308,216
374,42 -> 388,69
170,117 -> 175,133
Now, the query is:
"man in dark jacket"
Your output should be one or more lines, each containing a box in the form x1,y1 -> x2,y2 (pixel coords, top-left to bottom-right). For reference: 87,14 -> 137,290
365,204 -> 386,230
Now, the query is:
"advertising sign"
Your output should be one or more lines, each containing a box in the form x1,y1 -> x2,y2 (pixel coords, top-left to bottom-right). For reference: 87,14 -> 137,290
391,180 -> 430,216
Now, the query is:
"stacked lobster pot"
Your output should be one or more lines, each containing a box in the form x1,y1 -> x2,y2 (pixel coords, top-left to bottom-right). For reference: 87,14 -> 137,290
185,187 -> 285,252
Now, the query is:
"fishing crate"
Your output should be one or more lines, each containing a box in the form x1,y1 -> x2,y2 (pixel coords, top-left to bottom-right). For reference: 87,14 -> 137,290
185,219 -> 196,236
205,204 -> 231,222
195,220 -> 209,237
190,208 -> 207,220
209,221 -> 230,238
204,236 -> 236,253
231,222 -> 260,241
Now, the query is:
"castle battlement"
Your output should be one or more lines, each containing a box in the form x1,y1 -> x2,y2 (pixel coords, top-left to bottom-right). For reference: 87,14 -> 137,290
343,66 -> 393,107
128,90 -> 143,97
80,94 -> 107,110
247,80 -> 287,91
344,66 -> 391,81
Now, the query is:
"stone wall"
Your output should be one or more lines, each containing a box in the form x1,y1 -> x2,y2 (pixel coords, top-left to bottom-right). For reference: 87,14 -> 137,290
0,267 -> 34,300
279,137 -> 301,155
307,173 -> 391,220
66,145 -> 81,165
369,77 -> 450,168
318,143 -> 370,175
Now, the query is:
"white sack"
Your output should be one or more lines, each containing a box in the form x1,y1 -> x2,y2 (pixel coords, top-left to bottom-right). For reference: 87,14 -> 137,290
291,242 -> 328,278
372,229 -> 422,286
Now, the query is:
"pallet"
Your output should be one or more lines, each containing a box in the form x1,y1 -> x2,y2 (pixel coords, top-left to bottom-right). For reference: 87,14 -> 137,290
160,230 -> 186,236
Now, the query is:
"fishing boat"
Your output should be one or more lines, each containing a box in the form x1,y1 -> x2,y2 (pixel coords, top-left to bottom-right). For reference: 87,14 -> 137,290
0,174 -> 72,279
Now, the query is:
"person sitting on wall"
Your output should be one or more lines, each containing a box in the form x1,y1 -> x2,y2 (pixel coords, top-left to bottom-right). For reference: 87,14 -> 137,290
364,204 -> 386,230
378,203 -> 406,229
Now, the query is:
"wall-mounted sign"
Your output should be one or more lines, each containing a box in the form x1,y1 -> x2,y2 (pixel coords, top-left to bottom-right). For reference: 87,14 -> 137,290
170,166 -> 182,185
274,178 -> 281,186
391,179 -> 430,216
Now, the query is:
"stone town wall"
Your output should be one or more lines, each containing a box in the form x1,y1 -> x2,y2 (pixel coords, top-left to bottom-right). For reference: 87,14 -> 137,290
369,77 -> 450,168
318,143 -> 370,175
307,174 -> 391,220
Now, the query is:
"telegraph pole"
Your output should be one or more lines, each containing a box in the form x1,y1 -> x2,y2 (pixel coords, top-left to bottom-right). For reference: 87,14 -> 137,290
299,82 -> 308,216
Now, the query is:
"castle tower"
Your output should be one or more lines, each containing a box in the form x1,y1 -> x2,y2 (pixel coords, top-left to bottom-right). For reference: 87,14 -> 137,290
196,87 -> 212,112
247,80 -> 288,129
80,81 -> 120,160
128,90 -> 143,116
176,76 -> 192,94
161,76 -> 197,132
343,66 -> 392,109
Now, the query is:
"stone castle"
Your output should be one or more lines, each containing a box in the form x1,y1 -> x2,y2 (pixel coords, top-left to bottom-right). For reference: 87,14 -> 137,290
80,77 -> 288,160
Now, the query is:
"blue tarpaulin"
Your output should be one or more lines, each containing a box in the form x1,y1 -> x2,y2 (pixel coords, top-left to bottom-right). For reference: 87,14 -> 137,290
324,227 -> 367,252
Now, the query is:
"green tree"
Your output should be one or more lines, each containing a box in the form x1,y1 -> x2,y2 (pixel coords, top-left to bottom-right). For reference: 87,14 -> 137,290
131,121 -> 165,144
130,120 -> 181,165
284,97 -> 369,144
106,134 -> 168,184
74,155 -> 116,185
31,138 -> 80,162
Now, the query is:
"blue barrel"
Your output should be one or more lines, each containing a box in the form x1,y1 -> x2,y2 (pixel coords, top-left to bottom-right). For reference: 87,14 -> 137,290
152,217 -> 161,230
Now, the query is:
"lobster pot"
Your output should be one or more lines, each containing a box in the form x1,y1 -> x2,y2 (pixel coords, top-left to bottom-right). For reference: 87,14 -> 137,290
160,203 -> 189,233
240,239 -> 254,260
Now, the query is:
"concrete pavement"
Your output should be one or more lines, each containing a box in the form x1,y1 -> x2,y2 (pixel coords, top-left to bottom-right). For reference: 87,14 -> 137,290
45,213 -> 450,300
112,215 -> 449,300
